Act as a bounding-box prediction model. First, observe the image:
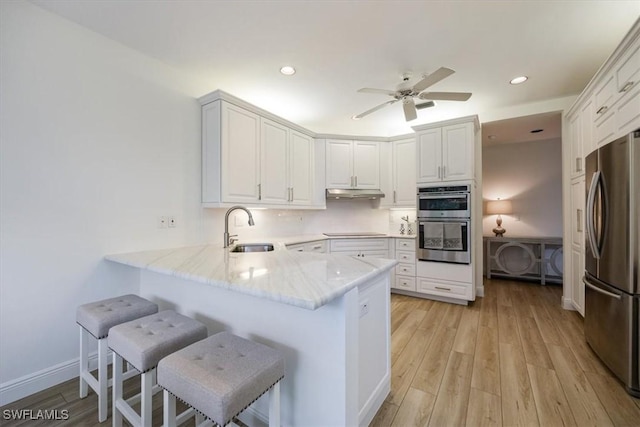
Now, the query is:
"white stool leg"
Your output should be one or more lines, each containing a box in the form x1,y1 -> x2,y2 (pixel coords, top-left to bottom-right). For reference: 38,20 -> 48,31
268,382 -> 281,427
97,337 -> 108,422
141,370 -> 154,427
112,353 -> 123,427
163,390 -> 177,427
79,326 -> 89,399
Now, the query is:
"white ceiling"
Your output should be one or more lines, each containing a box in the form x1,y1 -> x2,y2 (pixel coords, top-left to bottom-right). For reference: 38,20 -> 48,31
30,1 -> 640,138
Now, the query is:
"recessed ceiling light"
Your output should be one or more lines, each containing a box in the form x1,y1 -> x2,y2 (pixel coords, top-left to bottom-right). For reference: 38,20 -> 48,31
280,66 -> 296,76
530,128 -> 544,133
510,76 -> 528,85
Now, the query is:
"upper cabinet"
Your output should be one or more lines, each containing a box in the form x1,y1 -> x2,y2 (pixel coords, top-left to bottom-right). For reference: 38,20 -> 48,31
380,138 -> 416,208
325,139 -> 380,189
414,116 -> 479,184
200,95 -> 321,208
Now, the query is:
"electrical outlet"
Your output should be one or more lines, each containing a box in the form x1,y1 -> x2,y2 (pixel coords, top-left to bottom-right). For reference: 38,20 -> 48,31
157,216 -> 167,229
168,216 -> 177,228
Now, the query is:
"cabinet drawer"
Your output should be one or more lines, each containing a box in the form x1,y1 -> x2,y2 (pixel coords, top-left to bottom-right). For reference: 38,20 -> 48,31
395,238 -> 416,250
615,85 -> 640,135
594,107 -> 616,147
396,263 -> 415,276
330,238 -> 389,252
287,240 -> 327,253
394,275 -> 416,291
616,39 -> 640,93
594,73 -> 616,116
395,250 -> 416,264
417,278 -> 472,299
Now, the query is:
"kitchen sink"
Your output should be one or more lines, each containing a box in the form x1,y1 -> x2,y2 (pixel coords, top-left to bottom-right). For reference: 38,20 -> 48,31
230,243 -> 274,253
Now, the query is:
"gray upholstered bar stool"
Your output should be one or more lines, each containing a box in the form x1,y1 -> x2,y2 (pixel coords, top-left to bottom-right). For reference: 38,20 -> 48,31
108,310 -> 208,427
76,294 -> 158,422
158,332 -> 285,427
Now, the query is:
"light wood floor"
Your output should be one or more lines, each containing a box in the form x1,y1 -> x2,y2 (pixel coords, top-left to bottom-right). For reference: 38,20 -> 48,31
2,278 -> 639,426
371,278 -> 640,427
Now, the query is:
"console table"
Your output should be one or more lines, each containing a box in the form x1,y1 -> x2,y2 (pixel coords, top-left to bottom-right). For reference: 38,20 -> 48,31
484,236 -> 563,285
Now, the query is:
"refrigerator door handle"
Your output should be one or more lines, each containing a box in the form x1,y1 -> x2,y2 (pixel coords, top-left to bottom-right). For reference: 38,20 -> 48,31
586,171 -> 602,259
582,275 -> 622,300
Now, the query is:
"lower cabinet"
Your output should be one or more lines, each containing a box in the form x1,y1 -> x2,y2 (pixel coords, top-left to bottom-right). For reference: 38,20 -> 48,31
286,240 -> 327,253
391,238 -> 417,292
571,247 -> 585,315
415,260 -> 474,303
329,238 -> 390,258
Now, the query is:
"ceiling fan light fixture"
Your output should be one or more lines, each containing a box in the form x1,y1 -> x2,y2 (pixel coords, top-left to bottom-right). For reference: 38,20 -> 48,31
279,65 -> 296,76
510,76 -> 528,85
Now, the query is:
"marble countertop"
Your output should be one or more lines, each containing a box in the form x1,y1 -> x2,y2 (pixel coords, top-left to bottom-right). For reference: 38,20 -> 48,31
106,244 -> 397,310
277,233 -> 416,246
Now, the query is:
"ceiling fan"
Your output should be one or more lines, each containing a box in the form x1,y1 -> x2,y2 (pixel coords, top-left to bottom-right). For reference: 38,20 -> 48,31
354,67 -> 472,122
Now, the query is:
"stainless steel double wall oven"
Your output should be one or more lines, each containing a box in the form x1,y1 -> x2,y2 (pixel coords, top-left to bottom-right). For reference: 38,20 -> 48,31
417,184 -> 471,264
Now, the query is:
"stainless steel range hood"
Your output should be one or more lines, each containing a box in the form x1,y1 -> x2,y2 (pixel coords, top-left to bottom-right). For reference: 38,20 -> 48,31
325,188 -> 385,199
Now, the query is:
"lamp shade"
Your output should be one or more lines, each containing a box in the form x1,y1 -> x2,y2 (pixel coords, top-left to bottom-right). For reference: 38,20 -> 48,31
486,199 -> 513,215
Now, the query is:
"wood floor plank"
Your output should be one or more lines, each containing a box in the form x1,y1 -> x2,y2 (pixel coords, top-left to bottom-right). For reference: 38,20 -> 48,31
517,315 -> 554,369
411,325 -> 457,396
509,285 -> 534,319
388,325 -> 435,406
527,363 -> 577,427
499,342 -> 540,427
495,281 -> 513,307
466,387 -> 502,427
370,401 -> 399,427
452,307 -> 480,355
391,308 -> 428,363
479,292 -> 498,330
554,311 -> 611,376
547,343 -> 614,427
529,298 -> 564,345
428,351 -> 474,427
585,370 -> 640,427
497,304 -> 521,347
471,325 -> 501,396
391,387 -> 436,427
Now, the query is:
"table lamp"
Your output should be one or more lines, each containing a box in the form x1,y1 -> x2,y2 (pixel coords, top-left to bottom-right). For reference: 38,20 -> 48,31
486,199 -> 513,237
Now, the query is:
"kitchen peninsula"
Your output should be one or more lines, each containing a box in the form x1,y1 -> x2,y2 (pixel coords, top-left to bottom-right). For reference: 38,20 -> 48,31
106,244 -> 396,426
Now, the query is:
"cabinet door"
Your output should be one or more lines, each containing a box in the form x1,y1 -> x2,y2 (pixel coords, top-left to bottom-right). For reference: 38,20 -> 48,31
571,248 -> 585,316
353,141 -> 380,189
580,98 -> 595,158
378,142 -> 394,208
568,113 -> 582,178
441,123 -> 473,181
570,178 -> 585,247
416,129 -> 441,183
260,118 -> 289,204
289,130 -> 314,205
394,139 -> 416,206
221,103 -> 260,202
326,140 -> 353,188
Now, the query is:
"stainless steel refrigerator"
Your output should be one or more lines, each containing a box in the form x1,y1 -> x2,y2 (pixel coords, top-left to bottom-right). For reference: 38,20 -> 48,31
584,128 -> 639,397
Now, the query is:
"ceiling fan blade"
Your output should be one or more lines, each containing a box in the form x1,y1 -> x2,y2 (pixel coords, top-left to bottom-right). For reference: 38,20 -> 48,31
412,67 -> 455,93
357,87 -> 397,96
403,98 -> 417,122
415,101 -> 436,110
419,91 -> 472,101
354,99 -> 398,119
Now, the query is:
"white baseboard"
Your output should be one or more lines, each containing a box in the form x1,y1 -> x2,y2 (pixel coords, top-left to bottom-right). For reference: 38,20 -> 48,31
562,297 -> 576,311
476,285 -> 485,298
0,350 -> 111,406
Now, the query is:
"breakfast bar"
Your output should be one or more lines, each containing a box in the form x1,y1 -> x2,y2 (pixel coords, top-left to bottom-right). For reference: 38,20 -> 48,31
106,244 -> 396,426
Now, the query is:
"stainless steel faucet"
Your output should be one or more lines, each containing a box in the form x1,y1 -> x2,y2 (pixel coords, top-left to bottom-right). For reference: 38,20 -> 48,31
224,206 -> 255,248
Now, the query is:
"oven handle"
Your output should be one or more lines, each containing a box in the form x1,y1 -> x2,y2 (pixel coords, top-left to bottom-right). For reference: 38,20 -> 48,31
418,219 -> 470,225
417,194 -> 469,199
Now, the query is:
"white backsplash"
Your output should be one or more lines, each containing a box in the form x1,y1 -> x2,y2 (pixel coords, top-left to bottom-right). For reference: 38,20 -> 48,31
213,200 -> 418,242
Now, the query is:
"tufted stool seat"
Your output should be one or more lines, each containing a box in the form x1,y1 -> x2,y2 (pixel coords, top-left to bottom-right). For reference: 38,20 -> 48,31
109,310 -> 208,427
76,294 -> 158,422
158,331 -> 285,427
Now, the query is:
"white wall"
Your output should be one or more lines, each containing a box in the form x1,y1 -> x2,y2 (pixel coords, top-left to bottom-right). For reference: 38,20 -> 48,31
482,138 -> 563,237
0,1 -> 228,403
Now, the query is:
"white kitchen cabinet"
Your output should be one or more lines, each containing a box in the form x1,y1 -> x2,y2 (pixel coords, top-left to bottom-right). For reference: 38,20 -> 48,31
286,240 -> 327,253
416,261 -> 474,303
220,102 -> 261,203
562,20 -> 640,314
325,140 -> 380,189
200,94 -> 319,208
414,116 -> 478,184
380,138 -> 416,208
329,238 -> 389,258
391,238 -> 417,293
